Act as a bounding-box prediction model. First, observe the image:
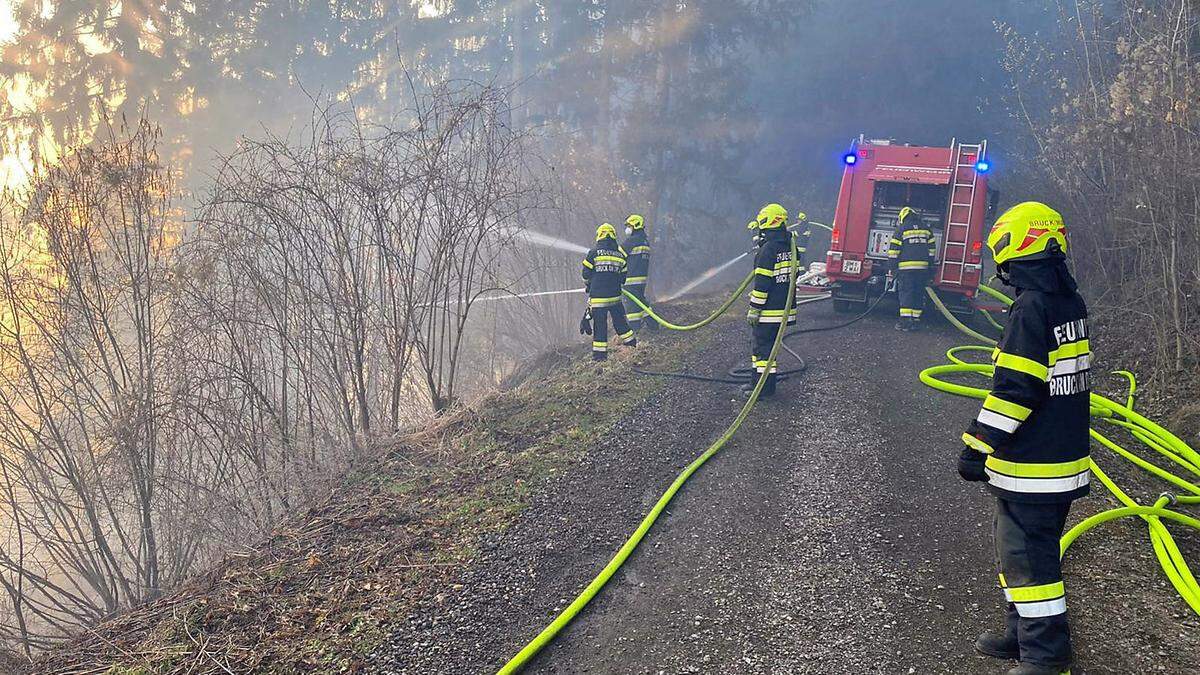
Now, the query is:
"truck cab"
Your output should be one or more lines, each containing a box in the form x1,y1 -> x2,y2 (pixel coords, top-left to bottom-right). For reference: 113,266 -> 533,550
825,136 -> 996,313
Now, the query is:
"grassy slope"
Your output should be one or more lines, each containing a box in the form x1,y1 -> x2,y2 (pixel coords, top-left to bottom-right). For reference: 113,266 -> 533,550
30,323 -> 713,675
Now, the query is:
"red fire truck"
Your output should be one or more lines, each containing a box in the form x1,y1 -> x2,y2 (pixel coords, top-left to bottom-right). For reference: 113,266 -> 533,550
825,136 -> 998,312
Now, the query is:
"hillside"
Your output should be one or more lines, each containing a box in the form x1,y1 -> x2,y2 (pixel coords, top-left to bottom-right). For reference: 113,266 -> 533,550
30,297 -> 1200,674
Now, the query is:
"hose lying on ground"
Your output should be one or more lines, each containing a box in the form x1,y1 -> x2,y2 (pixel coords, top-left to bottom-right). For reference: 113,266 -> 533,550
632,294 -> 829,385
921,289 -> 1200,616
632,345 -> 807,385
496,239 -> 801,675
784,286 -> 888,339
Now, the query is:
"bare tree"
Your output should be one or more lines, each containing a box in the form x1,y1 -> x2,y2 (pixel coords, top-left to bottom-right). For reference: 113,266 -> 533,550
0,119 -> 190,653
1002,0 -> 1200,377
0,78 -> 556,657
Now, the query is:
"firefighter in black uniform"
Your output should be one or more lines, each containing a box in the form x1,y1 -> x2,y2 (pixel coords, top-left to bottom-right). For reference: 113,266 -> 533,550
793,210 -> 812,266
744,203 -> 796,399
959,202 -> 1090,675
581,223 -> 637,361
887,206 -> 938,331
621,214 -> 657,332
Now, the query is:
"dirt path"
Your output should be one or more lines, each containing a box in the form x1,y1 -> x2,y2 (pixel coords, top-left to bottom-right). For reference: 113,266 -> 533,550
373,301 -> 1200,674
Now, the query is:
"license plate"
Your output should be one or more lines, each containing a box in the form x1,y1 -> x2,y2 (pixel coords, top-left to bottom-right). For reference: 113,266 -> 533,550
842,259 -> 862,274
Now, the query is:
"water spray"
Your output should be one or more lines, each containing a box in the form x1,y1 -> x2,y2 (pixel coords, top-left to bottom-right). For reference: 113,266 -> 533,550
658,252 -> 751,303
474,287 -> 585,304
418,287 -> 585,310
505,228 -> 590,255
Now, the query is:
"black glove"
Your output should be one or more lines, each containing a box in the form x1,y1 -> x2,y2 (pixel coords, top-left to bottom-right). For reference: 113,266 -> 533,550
957,446 -> 988,482
579,307 -> 592,336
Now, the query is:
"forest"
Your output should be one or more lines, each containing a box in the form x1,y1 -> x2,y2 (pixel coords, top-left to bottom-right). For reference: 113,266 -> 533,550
0,0 -> 1194,661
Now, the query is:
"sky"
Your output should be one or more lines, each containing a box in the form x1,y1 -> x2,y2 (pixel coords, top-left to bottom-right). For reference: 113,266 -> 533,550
0,2 -> 25,189
0,2 -> 12,44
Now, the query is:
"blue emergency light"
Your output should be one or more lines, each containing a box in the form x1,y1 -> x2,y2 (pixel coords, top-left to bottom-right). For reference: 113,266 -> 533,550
975,159 -> 991,173
843,152 -> 858,166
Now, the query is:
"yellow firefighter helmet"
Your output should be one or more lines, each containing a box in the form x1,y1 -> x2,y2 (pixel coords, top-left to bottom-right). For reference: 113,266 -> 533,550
752,203 -> 788,230
987,201 -> 1068,265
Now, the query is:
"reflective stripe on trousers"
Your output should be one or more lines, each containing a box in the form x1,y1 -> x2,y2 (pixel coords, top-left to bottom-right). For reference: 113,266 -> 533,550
994,498 -> 1074,667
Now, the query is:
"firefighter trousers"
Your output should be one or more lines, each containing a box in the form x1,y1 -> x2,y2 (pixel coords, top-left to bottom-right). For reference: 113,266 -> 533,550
749,321 -> 787,396
623,283 -> 652,330
896,269 -> 930,321
994,497 -> 1074,668
591,304 -> 635,361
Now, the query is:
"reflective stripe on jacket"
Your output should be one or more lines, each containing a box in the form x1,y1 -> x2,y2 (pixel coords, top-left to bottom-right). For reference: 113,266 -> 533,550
623,229 -> 651,285
582,237 -> 627,307
888,220 -> 937,270
965,285 -> 1092,503
749,228 -> 797,325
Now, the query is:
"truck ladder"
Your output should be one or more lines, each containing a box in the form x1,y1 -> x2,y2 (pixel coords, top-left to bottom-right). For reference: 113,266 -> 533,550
939,140 -> 985,286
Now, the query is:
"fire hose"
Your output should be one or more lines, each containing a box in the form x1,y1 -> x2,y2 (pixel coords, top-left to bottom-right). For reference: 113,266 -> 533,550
922,286 -> 1200,616
501,270 -> 1199,673
621,272 -> 755,332
621,268 -> 888,385
496,239 -> 801,675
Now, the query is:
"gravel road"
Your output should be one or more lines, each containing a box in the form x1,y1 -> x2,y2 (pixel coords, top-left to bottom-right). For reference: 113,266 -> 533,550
373,300 -> 1200,674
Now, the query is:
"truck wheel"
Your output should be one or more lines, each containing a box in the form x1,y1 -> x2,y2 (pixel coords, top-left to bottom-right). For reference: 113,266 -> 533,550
833,299 -> 859,314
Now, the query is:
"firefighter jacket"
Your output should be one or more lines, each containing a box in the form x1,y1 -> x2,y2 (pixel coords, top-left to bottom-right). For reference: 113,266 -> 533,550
964,258 -> 1091,504
795,221 -> 812,259
748,228 -> 797,324
581,236 -> 628,308
623,229 -> 651,285
888,218 -> 937,271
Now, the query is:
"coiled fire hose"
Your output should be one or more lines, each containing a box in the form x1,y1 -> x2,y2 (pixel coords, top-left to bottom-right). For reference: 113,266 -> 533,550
921,285 -> 1200,616
496,239 -> 801,674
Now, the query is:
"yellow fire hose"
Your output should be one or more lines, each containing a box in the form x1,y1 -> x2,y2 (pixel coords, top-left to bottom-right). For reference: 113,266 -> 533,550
921,289 -> 1200,616
497,240 -> 800,674
620,267 -> 827,333
620,272 -> 754,331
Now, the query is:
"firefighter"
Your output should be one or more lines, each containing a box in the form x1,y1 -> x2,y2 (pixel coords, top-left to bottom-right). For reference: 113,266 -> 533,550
621,214 -> 657,332
793,210 -> 813,266
581,223 -> 637,361
887,206 -> 938,331
959,202 -> 1090,675
744,203 -> 797,399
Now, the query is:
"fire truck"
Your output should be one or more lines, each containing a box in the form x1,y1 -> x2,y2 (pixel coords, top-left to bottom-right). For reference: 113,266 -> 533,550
825,136 -> 999,313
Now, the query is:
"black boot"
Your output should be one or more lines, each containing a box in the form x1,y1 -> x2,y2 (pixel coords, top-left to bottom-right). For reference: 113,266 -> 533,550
642,317 -> 659,331
975,630 -> 1019,660
740,373 -> 776,399
1006,663 -> 1070,675
592,352 -> 607,362
760,373 -> 777,398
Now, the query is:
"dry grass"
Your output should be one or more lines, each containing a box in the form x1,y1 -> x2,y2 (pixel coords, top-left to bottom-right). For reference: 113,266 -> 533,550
28,319 -> 712,674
